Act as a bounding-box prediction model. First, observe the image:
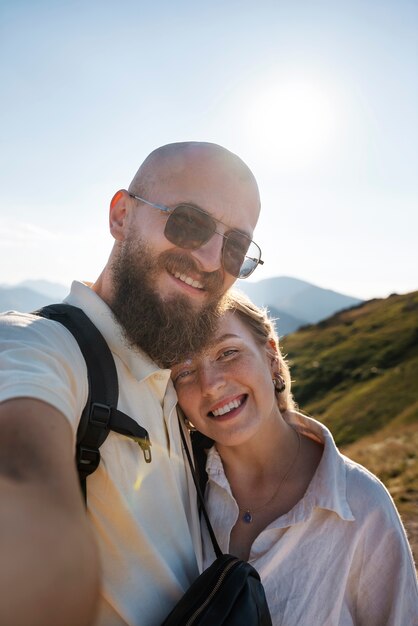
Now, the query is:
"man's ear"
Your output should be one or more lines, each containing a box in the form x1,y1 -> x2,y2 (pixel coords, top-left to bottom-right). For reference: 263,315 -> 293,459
109,189 -> 130,241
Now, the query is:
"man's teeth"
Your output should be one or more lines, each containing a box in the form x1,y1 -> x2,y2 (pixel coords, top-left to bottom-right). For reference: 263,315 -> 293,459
212,398 -> 243,417
174,272 -> 204,289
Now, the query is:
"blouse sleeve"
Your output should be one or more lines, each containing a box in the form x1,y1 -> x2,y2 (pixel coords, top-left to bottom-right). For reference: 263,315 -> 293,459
348,467 -> 418,625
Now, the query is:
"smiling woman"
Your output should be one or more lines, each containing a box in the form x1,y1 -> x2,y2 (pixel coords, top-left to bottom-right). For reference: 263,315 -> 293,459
172,289 -> 418,625
245,76 -> 339,169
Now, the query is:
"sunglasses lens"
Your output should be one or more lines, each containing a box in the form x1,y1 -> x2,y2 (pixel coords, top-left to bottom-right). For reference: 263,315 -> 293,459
238,240 -> 261,278
223,233 -> 260,278
165,205 -> 216,249
164,203 -> 261,279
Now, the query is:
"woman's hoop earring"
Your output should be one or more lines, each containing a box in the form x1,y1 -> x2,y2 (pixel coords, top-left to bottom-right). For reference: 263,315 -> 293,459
273,373 -> 286,393
183,417 -> 197,432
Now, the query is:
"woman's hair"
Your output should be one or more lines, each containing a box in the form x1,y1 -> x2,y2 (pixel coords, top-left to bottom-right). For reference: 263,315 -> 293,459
219,289 -> 295,412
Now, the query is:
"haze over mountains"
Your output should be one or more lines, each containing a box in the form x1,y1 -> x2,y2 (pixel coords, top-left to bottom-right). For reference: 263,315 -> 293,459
237,276 -> 362,334
0,280 -> 70,313
0,277 -> 363,334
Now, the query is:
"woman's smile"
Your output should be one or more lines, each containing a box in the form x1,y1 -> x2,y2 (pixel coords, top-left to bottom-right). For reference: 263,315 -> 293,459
208,394 -> 247,418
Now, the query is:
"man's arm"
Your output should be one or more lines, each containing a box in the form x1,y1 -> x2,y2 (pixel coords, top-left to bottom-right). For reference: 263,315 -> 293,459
0,398 -> 100,626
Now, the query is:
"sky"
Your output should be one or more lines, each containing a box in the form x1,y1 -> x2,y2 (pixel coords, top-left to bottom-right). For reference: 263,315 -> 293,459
1,0 -> 417,300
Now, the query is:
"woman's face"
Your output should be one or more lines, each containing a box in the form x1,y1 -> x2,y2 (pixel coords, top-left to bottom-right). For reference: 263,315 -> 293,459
171,311 -> 279,447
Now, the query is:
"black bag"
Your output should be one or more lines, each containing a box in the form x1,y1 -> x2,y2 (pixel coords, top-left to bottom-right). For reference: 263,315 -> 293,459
161,554 -> 272,625
161,422 -> 273,625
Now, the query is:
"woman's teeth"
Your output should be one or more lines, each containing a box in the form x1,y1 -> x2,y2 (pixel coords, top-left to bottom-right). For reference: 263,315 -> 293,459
211,398 -> 243,417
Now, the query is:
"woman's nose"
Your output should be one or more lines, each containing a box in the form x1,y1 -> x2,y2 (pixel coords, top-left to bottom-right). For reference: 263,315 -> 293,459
199,364 -> 225,396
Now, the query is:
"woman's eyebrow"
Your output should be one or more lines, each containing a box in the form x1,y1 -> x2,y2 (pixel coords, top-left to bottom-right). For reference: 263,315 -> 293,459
213,333 -> 241,343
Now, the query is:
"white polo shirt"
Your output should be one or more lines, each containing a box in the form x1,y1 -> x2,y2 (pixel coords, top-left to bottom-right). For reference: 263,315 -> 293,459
202,411 -> 418,625
0,281 -> 202,626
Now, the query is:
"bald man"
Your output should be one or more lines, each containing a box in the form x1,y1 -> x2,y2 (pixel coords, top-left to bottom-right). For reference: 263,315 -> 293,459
0,142 -> 262,626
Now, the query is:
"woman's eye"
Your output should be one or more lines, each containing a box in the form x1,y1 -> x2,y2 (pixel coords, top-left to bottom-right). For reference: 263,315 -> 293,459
219,348 -> 238,359
173,369 -> 193,384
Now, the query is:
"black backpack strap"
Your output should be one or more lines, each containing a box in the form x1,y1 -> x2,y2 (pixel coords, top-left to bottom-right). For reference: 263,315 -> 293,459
190,430 -> 213,498
34,304 -> 152,498
179,420 -> 222,559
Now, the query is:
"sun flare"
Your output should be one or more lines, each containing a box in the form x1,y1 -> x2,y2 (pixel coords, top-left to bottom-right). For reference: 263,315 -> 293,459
246,78 -> 338,169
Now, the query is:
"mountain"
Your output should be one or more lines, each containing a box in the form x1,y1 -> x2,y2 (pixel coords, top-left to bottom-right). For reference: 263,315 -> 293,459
0,286 -> 55,312
265,305 -> 306,338
281,290 -> 418,565
19,279 -> 69,300
0,280 -> 70,313
238,276 -> 363,333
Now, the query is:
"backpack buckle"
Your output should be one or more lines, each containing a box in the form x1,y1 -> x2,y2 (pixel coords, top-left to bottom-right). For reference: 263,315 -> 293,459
77,445 -> 101,473
89,402 -> 112,427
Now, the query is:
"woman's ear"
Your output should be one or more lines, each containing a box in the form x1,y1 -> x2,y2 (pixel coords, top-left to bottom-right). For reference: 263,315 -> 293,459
266,338 -> 279,371
109,189 -> 130,241
268,338 -> 278,354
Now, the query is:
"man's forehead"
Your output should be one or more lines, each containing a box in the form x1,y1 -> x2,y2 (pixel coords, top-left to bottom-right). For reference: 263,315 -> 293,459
130,142 -> 259,193
129,141 -> 260,231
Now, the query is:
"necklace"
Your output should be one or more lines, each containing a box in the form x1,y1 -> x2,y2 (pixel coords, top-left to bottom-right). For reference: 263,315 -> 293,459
239,428 -> 301,524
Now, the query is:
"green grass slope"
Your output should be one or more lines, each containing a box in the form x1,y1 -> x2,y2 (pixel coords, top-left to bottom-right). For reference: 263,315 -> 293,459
282,290 -> 418,446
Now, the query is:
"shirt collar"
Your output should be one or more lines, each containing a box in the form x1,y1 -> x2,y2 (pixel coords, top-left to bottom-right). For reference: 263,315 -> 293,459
206,411 -> 355,524
289,412 -> 355,522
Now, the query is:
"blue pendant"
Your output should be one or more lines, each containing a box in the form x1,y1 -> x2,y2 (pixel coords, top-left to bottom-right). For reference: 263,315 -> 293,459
242,510 -> 253,524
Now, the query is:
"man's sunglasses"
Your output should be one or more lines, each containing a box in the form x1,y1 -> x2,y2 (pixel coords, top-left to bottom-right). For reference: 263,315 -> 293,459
128,194 -> 263,279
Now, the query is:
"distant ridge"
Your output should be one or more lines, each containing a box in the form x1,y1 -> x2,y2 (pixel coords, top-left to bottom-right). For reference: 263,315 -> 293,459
19,280 -> 69,300
237,276 -> 363,334
264,305 -> 306,338
0,280 -> 70,313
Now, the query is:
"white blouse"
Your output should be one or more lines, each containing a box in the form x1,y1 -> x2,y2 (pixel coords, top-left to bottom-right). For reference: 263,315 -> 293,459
202,412 -> 418,626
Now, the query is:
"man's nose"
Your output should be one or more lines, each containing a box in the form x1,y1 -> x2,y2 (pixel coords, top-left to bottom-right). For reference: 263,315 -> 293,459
190,232 -> 224,274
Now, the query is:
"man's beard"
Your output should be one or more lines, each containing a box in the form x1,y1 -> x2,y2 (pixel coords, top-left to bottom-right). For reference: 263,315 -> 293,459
110,236 -> 225,368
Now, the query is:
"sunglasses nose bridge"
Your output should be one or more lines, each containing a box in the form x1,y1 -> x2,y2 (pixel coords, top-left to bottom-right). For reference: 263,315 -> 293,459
190,229 -> 225,273
200,227 -> 259,279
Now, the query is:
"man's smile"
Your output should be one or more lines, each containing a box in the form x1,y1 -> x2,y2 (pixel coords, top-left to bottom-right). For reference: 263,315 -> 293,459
173,271 -> 204,290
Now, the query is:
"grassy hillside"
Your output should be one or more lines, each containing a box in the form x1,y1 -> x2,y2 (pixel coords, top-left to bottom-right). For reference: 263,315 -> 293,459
282,291 -> 418,444
281,290 -> 418,565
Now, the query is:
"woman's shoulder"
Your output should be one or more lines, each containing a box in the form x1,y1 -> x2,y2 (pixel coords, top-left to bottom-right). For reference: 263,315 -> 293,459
341,453 -> 403,525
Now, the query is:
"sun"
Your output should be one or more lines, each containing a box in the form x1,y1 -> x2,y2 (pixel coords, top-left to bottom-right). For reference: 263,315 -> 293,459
246,78 -> 339,169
